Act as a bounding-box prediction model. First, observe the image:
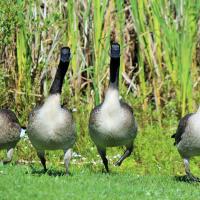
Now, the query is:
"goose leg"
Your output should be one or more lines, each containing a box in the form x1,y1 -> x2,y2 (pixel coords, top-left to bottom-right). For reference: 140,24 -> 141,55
3,148 -> 14,164
115,144 -> 133,166
184,158 -> 200,182
64,149 -> 72,175
37,150 -> 47,172
97,147 -> 109,173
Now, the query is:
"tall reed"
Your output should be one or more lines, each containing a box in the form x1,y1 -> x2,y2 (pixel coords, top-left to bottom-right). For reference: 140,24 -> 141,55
130,0 -> 163,123
152,0 -> 200,115
16,0 -> 32,105
1,0 -> 200,124
130,0 -> 200,118
92,0 -> 110,105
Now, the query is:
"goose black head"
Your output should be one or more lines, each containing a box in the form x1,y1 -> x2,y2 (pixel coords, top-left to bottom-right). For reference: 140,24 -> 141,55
109,43 -> 120,86
49,47 -> 71,95
60,47 -> 71,63
110,43 -> 120,59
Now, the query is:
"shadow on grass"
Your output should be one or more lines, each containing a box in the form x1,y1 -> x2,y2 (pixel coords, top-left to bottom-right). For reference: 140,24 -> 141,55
83,162 -> 124,176
26,162 -> 132,177
28,165 -> 67,177
174,175 -> 200,183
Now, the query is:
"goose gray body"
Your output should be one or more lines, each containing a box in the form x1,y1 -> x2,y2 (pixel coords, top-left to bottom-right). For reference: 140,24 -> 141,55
0,109 -> 22,163
27,94 -> 76,151
89,88 -> 137,148
89,43 -> 137,172
172,109 -> 200,181
27,47 -> 76,174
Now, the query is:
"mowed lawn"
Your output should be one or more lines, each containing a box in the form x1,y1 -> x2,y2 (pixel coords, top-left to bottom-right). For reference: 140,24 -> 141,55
0,164 -> 199,200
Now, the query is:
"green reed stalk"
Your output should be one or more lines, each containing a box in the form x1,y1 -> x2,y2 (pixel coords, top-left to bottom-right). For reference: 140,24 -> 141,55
79,0 -> 92,104
66,0 -> 82,104
92,0 -> 109,105
130,0 -> 162,120
114,0 -> 125,89
16,0 -> 32,104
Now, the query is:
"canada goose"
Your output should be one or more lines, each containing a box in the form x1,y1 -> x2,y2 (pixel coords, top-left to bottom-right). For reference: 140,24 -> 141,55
89,43 -> 138,172
27,47 -> 76,175
172,108 -> 200,181
0,109 -> 25,164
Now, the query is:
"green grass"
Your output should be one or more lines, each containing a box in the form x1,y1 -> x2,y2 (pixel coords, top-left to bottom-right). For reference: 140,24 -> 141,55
0,164 -> 200,200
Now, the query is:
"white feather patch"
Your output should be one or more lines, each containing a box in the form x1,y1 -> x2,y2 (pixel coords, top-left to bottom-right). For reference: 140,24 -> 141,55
98,88 -> 126,135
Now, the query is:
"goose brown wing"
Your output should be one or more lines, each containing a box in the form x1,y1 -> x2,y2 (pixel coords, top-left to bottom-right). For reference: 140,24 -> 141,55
0,109 -> 19,123
28,105 -> 42,123
172,113 -> 193,145
89,104 -> 102,127
120,101 -> 133,114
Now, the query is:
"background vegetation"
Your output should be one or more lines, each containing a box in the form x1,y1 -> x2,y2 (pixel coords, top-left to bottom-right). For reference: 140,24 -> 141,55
1,0 -> 200,185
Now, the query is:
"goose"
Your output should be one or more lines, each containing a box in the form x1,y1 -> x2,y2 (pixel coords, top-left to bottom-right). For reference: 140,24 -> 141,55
0,109 -> 25,164
172,108 -> 200,181
89,43 -> 138,172
27,47 -> 76,175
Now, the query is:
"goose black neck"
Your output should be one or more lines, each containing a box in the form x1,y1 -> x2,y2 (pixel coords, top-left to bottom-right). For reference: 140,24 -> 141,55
49,61 -> 69,95
109,57 -> 120,88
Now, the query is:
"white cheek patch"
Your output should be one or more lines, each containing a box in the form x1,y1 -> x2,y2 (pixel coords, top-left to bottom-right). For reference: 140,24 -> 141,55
20,128 -> 26,138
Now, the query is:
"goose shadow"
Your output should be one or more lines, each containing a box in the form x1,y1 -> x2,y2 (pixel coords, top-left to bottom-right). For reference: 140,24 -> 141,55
83,162 -> 122,175
174,175 -> 200,183
27,165 -> 68,177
